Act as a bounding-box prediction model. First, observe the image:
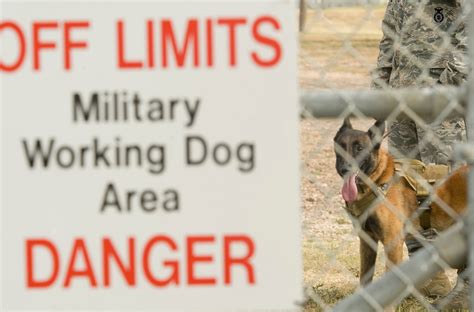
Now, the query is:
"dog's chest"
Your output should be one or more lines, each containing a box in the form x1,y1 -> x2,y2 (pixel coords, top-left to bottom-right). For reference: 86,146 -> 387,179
345,209 -> 383,240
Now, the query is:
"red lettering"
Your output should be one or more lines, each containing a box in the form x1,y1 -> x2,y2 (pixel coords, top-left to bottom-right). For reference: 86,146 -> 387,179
251,16 -> 281,67
0,21 -> 26,72
63,238 -> 97,287
103,238 -> 136,286
63,21 -> 89,70
217,18 -> 247,67
23,234 -> 257,288
161,19 -> 199,68
143,235 -> 179,286
186,235 -> 216,285
206,19 -> 213,67
146,20 -> 155,68
32,21 -> 59,71
26,239 -> 60,288
117,20 -> 144,69
224,235 -> 255,285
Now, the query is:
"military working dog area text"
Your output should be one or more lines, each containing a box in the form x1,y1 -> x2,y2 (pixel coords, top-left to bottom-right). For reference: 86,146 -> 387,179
299,6 -> 458,311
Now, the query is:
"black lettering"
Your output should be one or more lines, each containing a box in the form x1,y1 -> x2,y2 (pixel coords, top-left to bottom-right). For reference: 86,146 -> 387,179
133,93 -> 142,121
79,145 -> 89,167
22,138 -> 55,168
126,190 -> 136,212
56,146 -> 75,168
186,136 -> 207,166
73,92 -> 99,122
213,143 -> 231,165
169,99 -> 179,121
148,99 -> 164,121
141,190 -> 157,212
114,93 -> 119,121
147,145 -> 165,174
184,98 -> 200,128
163,190 -> 179,211
125,145 -> 142,168
93,138 -> 110,167
100,182 -> 122,212
237,143 -> 255,173
122,91 -> 128,121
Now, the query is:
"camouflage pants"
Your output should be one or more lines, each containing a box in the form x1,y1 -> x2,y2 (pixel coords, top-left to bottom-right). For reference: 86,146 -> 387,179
388,117 -> 466,165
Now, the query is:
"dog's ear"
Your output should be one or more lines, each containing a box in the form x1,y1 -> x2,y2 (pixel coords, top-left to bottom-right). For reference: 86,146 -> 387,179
342,117 -> 352,130
368,119 -> 385,149
334,117 -> 353,141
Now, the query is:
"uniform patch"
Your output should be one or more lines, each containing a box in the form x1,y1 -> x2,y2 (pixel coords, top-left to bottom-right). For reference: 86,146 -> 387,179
434,7 -> 444,23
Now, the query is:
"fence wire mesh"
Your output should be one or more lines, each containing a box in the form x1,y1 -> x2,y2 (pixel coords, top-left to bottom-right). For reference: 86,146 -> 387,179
299,0 -> 472,311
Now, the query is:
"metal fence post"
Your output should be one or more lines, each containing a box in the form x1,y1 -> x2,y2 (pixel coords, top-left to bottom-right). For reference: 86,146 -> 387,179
299,0 -> 306,32
469,0 -> 474,310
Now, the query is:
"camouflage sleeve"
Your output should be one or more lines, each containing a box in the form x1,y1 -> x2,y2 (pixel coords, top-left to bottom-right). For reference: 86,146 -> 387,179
371,0 -> 398,89
439,16 -> 469,86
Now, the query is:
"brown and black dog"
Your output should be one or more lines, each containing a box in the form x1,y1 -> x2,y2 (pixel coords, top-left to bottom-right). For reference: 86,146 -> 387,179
333,118 -> 467,285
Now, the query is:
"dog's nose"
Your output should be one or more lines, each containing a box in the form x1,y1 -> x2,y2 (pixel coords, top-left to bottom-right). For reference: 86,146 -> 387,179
340,167 -> 349,176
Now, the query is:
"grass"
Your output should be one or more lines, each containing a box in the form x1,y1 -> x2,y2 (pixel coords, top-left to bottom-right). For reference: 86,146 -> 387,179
299,6 -> 385,89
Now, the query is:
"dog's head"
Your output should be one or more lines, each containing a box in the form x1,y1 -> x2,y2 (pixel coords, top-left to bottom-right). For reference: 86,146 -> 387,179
333,118 -> 385,203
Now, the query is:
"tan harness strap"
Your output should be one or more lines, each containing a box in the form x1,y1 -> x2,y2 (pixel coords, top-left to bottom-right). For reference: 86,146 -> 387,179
394,159 -> 450,231
394,159 -> 449,195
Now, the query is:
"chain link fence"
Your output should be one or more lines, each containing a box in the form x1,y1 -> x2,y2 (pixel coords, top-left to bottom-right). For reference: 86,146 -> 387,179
299,0 -> 473,310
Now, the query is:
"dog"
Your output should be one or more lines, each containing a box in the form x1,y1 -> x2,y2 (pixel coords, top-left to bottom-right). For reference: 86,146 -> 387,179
333,118 -> 467,285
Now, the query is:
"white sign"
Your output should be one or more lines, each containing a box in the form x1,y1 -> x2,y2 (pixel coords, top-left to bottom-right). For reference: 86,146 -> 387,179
1,1 -> 301,310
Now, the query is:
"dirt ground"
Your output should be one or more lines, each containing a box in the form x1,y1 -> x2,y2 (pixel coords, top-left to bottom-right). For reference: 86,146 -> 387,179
299,6 -> 456,311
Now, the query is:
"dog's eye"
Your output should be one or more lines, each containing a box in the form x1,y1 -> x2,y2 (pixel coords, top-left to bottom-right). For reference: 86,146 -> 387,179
356,145 -> 364,152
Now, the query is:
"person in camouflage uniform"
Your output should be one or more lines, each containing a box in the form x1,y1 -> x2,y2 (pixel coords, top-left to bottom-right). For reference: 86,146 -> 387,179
371,0 -> 469,308
372,0 -> 468,165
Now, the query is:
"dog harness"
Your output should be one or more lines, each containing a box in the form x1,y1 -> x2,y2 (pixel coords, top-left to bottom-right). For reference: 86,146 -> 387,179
394,159 -> 450,230
345,159 -> 450,231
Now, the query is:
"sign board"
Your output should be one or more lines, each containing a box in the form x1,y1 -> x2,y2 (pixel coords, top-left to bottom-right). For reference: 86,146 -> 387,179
1,1 -> 301,310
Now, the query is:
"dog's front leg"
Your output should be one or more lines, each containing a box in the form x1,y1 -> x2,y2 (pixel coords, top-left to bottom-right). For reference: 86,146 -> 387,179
383,238 -> 404,272
359,235 -> 378,285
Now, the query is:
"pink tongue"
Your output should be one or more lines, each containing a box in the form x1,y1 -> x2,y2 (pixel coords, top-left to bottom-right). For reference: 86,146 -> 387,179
342,174 -> 358,203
